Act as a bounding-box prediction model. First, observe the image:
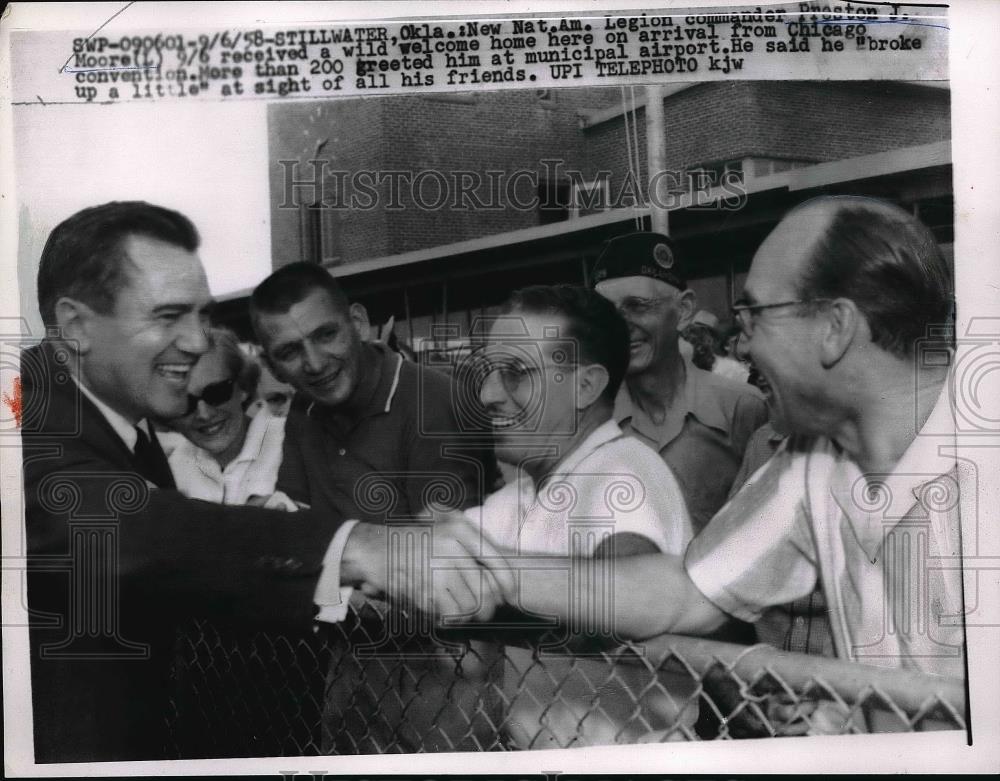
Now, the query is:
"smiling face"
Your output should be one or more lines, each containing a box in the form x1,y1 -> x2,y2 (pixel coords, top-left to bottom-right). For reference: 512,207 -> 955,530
742,210 -> 831,435
170,345 -> 248,464
78,234 -> 213,422
477,312 -> 581,475
594,276 -> 691,376
254,287 -> 365,408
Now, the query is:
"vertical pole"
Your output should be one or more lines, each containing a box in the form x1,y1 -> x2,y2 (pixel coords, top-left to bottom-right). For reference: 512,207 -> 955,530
645,85 -> 669,236
404,287 -> 413,347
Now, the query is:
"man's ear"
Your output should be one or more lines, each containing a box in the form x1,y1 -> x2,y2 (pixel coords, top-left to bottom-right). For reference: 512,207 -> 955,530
349,302 -> 371,340
575,363 -> 610,411
675,289 -> 697,332
53,297 -> 95,355
818,298 -> 860,368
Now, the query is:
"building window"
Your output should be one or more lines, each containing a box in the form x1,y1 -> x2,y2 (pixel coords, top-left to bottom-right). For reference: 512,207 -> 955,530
300,202 -> 343,266
686,159 -> 745,188
741,157 -> 814,179
299,203 -> 322,264
570,178 -> 610,218
538,179 -> 570,224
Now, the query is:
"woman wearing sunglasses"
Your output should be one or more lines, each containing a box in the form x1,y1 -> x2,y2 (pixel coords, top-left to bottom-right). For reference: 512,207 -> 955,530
163,328 -> 293,508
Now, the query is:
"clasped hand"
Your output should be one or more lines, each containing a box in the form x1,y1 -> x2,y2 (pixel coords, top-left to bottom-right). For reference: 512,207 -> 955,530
348,509 -> 515,623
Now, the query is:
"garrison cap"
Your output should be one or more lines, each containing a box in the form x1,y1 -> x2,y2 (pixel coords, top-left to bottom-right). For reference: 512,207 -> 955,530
591,232 -> 686,291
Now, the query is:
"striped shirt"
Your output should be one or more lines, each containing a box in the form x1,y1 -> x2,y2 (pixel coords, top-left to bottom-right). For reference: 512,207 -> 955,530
686,385 -> 965,678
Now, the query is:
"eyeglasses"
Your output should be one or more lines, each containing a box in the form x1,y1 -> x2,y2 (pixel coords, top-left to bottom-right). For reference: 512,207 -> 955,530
183,378 -> 237,415
731,298 -> 832,336
615,296 -> 672,319
474,357 -> 576,395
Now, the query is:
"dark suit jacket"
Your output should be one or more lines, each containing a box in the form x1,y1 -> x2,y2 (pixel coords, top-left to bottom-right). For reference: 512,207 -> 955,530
19,343 -> 343,762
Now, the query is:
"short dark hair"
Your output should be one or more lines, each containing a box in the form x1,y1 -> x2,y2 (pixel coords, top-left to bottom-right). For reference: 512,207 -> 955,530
502,284 -> 630,404
37,201 -> 199,327
249,262 -> 349,337
682,324 -> 719,371
794,196 -> 953,358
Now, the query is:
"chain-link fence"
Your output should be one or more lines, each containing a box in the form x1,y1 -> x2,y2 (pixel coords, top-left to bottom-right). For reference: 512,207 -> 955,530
165,599 -> 966,757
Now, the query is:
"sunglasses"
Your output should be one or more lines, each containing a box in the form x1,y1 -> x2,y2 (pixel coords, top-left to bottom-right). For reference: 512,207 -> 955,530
183,378 -> 237,416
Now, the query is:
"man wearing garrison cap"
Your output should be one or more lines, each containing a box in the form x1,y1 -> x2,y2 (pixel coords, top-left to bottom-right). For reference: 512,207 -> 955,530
593,232 -> 767,535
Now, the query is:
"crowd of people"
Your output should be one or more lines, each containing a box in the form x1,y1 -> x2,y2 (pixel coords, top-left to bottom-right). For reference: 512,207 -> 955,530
21,194 -> 962,761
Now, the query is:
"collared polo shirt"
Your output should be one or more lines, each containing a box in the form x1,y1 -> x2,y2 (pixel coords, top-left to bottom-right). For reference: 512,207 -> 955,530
615,363 -> 767,535
166,409 -> 286,505
686,383 -> 966,677
469,419 -> 692,556
279,342 -> 493,524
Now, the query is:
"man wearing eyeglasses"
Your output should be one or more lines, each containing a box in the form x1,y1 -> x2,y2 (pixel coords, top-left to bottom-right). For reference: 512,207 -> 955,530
20,202 -> 507,762
592,232 -> 768,536
479,197 -> 965,682
463,284 -> 696,745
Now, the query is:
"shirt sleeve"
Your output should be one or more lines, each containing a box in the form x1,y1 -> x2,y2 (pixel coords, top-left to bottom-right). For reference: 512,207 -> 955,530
685,440 -> 819,623
604,449 -> 693,555
314,519 -> 360,623
556,440 -> 693,557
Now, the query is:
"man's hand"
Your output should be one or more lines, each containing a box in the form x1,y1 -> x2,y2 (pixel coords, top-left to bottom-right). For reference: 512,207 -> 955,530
341,516 -> 513,623
430,508 -> 517,607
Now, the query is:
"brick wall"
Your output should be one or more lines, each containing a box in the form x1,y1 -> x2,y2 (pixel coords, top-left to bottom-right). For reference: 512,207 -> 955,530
583,81 -> 951,193
268,82 -> 949,269
267,98 -> 389,268
377,88 -> 618,255
267,87 -> 620,266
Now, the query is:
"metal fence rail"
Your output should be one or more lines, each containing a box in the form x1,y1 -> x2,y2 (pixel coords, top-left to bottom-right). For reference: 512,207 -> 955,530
165,601 -> 965,757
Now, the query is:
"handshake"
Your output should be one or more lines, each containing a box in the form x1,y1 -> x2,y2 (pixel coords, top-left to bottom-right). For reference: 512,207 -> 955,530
340,508 -> 518,623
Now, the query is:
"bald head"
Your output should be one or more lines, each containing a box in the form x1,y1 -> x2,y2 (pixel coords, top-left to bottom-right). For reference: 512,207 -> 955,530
766,196 -> 953,358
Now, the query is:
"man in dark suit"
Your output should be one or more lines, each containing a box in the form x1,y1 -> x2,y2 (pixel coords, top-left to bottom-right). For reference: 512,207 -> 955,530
20,202 -> 504,762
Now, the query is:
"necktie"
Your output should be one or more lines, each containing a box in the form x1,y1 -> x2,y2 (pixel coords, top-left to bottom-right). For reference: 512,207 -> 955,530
133,426 -> 176,489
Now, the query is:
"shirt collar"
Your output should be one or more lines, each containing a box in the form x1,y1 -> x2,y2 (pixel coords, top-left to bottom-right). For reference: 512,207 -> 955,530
306,343 -> 403,419
72,374 -> 148,453
830,379 -> 957,561
170,411 -> 266,475
614,363 -> 731,443
229,408 -> 274,466
526,418 -> 623,496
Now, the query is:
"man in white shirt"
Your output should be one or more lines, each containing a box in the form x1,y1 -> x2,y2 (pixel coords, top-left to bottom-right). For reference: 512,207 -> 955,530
474,196 -> 966,686
456,284 -> 695,746
469,284 -> 691,569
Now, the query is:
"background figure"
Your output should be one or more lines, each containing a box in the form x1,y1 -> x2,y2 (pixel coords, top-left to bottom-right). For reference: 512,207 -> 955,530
163,327 -> 292,507
683,309 -> 750,383
682,320 -> 719,372
592,232 -> 767,537
251,359 -> 296,418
